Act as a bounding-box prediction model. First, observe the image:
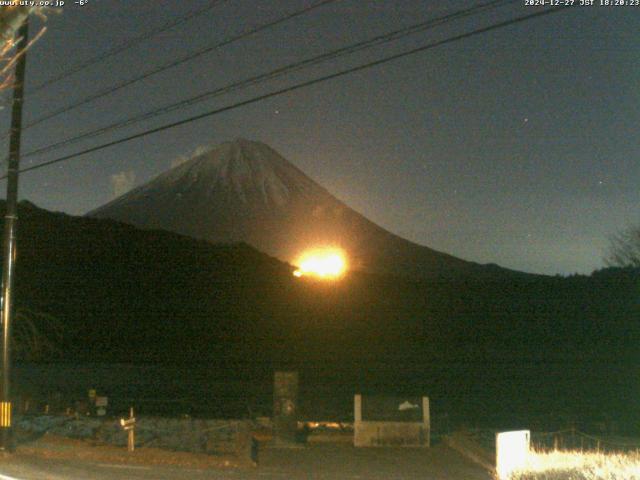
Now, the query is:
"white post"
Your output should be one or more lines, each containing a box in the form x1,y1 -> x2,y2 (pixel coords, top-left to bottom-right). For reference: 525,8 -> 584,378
354,394 -> 362,422
422,396 -> 430,447
496,430 -> 530,480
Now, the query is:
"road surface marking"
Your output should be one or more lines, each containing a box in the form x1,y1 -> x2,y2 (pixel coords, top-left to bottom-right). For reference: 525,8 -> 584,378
0,473 -> 23,480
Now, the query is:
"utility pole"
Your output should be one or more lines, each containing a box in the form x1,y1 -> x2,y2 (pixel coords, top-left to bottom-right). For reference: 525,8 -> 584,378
0,17 -> 29,452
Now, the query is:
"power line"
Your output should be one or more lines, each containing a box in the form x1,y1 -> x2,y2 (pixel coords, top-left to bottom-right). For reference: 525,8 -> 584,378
26,0 -> 228,95
22,0 -> 339,130
5,6 -> 571,179
3,0 -> 498,164
22,0 -> 514,160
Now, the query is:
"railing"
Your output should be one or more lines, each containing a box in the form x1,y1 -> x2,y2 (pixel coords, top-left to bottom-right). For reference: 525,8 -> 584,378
457,427 -> 640,457
532,428 -> 640,453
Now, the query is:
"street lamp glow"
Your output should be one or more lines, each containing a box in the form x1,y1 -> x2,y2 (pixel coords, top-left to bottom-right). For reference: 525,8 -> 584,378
293,248 -> 347,279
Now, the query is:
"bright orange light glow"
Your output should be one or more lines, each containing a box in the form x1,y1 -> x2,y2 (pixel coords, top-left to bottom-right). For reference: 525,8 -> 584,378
293,248 -> 347,279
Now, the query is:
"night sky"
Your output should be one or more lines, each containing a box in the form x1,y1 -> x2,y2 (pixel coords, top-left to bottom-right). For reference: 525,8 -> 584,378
0,0 -> 638,275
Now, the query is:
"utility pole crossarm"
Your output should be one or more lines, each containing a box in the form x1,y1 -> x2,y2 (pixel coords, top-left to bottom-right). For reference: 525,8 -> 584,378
0,7 -> 34,47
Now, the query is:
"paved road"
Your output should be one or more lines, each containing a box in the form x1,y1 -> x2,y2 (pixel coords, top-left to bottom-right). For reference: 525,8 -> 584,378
0,443 -> 493,480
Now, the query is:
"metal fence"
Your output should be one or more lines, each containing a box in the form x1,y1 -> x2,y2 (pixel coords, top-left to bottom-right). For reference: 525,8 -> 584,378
464,427 -> 640,457
532,428 -> 640,454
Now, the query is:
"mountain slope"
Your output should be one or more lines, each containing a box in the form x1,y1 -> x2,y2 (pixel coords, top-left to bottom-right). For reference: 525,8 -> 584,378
89,139 -> 525,279
9,200 -> 639,365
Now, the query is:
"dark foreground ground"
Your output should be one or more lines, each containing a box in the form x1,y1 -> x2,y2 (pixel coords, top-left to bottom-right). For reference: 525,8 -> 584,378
0,436 -> 493,480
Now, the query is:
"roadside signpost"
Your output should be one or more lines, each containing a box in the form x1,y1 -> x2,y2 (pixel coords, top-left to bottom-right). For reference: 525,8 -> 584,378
120,407 -> 136,452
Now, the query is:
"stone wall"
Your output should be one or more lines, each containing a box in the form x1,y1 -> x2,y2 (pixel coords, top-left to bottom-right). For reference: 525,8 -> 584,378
15,414 -> 256,461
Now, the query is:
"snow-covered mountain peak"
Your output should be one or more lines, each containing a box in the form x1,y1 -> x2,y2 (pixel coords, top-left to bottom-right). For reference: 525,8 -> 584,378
155,139 -> 322,206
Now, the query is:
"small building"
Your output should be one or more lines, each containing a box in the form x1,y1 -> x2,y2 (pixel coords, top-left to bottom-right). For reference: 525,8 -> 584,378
354,394 -> 430,447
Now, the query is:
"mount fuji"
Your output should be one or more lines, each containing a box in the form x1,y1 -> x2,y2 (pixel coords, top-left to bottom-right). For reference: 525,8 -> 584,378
89,139 -> 524,279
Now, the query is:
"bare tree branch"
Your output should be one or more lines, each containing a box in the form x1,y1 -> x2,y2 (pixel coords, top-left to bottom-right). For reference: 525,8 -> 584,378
13,308 -> 65,361
606,226 -> 640,268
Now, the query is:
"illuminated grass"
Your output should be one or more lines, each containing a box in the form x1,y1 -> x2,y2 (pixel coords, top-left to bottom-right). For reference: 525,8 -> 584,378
508,449 -> 640,480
